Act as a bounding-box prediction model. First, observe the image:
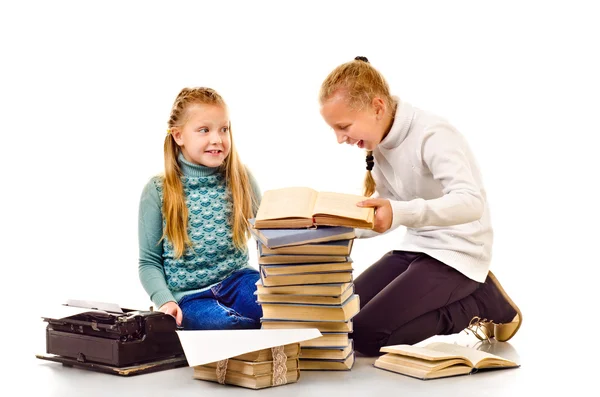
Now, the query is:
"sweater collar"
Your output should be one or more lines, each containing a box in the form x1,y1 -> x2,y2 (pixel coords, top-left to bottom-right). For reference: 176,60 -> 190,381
178,152 -> 220,177
379,97 -> 415,150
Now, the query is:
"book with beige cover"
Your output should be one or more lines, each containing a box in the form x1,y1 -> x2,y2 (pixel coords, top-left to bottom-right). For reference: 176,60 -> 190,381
256,283 -> 355,305
260,268 -> 353,287
374,342 -> 519,380
300,352 -> 355,371
256,280 -> 353,296
260,294 -> 360,322
200,356 -> 299,376
260,261 -> 354,277
300,340 -> 354,360
254,187 -> 374,229
193,366 -> 300,389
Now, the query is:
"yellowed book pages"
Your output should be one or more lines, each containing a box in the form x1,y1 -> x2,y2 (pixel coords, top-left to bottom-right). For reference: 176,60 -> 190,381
193,367 -> 300,389
256,281 -> 352,296
299,351 -> 355,371
379,342 -> 518,369
261,262 -> 353,277
374,357 -> 472,380
258,253 -> 349,265
300,333 -> 349,348
199,357 -> 299,376
260,294 -> 360,322
312,192 -> 374,228
261,320 -> 353,333
300,341 -> 354,360
255,187 -> 317,228
261,271 -> 353,287
257,285 -> 354,305
375,342 -> 519,380
376,353 -> 467,372
230,343 -> 300,362
254,187 -> 374,229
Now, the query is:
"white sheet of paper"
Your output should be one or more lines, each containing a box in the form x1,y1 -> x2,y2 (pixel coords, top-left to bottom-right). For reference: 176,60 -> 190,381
176,328 -> 322,366
65,299 -> 123,313
40,305 -> 106,320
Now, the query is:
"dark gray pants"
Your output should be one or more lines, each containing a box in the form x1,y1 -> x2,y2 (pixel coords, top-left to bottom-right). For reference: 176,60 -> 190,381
352,250 -> 482,356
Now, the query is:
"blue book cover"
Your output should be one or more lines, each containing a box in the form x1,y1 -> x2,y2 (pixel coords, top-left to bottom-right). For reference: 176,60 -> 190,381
259,239 -> 354,256
248,218 -> 355,248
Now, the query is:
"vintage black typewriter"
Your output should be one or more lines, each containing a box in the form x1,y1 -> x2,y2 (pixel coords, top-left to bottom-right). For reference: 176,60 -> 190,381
36,300 -> 188,376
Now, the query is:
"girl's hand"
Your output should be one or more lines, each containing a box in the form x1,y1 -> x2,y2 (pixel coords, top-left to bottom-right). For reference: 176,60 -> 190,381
357,198 -> 393,233
158,301 -> 183,326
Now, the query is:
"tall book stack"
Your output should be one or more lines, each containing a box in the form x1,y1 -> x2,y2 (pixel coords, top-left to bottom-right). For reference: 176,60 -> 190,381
249,219 -> 360,371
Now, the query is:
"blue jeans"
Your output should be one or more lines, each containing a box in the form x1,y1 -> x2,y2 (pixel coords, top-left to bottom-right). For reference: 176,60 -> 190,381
178,268 -> 262,330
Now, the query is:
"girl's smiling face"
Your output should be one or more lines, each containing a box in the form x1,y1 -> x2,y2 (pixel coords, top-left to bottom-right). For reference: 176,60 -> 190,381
171,103 -> 231,167
320,92 -> 389,151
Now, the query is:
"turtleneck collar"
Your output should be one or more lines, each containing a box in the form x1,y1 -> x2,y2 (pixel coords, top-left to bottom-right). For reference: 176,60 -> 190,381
177,152 -> 221,177
379,96 -> 415,150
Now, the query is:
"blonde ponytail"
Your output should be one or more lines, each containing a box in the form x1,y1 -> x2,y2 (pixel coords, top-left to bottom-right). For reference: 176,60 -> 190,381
162,134 -> 190,258
363,151 -> 375,197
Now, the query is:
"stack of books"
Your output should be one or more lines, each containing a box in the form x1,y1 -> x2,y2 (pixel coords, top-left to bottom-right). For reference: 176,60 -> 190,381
176,328 -> 321,390
249,218 -> 360,371
193,343 -> 301,389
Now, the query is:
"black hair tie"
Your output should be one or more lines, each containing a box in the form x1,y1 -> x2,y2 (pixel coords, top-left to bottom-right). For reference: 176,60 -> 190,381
355,56 -> 369,63
366,154 -> 374,171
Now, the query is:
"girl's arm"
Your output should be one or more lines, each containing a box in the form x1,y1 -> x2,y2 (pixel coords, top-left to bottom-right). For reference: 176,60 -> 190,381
138,178 -> 177,309
388,126 -> 485,230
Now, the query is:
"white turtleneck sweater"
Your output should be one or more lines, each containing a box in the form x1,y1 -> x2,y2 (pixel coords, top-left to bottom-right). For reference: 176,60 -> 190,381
356,98 -> 492,283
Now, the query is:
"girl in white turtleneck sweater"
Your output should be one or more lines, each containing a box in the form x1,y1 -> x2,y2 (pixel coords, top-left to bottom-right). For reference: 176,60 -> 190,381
318,56 -> 522,356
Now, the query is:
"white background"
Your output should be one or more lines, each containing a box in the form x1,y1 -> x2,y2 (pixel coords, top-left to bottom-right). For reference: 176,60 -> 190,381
2,0 -> 599,386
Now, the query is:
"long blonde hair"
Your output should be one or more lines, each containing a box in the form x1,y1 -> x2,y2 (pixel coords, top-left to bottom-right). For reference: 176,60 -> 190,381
164,87 -> 257,258
319,56 -> 394,197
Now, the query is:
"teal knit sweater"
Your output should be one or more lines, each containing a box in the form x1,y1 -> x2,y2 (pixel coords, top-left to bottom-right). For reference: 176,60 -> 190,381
138,153 -> 261,309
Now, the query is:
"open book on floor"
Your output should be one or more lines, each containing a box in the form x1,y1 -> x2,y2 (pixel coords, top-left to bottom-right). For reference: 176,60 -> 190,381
374,342 -> 519,380
253,187 -> 374,229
